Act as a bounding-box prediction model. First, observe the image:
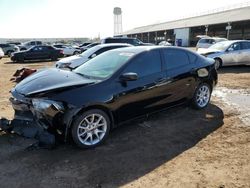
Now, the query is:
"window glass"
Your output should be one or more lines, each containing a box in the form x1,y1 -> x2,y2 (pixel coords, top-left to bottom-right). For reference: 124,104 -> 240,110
241,42 -> 250,50
30,42 -> 36,45
229,43 -> 241,51
124,50 -> 161,77
163,49 -> 190,70
37,41 -> 42,45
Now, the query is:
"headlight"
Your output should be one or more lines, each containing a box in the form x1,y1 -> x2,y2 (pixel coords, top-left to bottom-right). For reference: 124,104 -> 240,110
58,62 -> 71,69
32,99 -> 64,112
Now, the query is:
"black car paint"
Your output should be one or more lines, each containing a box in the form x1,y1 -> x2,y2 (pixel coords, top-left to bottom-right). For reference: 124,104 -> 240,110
10,47 -> 217,141
11,45 -> 63,62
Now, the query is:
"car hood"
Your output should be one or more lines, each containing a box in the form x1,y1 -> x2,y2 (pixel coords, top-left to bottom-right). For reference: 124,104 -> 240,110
14,68 -> 96,96
197,48 -> 222,55
55,55 -> 89,68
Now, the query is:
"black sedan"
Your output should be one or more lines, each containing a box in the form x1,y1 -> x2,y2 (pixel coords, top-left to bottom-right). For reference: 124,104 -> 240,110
10,46 -> 217,148
11,45 -> 64,62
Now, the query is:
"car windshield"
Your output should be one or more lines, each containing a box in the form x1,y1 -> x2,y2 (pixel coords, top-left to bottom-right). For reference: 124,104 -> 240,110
73,50 -> 135,79
79,45 -> 100,57
208,41 -> 232,51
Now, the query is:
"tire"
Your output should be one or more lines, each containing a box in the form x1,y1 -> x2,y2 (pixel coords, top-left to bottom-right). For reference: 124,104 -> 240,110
191,83 -> 211,109
214,58 -> 222,70
71,109 -> 111,149
73,51 -> 80,55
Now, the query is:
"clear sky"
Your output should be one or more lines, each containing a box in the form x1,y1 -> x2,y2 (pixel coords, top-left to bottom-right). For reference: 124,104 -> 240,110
0,0 -> 249,38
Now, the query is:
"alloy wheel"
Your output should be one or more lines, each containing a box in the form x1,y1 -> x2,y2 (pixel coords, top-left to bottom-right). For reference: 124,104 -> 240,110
196,85 -> 210,108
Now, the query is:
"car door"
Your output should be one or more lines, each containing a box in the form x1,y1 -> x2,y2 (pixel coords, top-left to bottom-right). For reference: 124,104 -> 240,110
25,46 -> 42,60
240,42 -> 250,65
114,50 -> 166,122
160,48 -> 197,106
221,42 -> 242,65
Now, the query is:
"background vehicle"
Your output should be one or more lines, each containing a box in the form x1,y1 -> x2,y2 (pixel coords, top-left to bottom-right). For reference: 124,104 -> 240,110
198,40 -> 250,69
56,43 -> 132,69
80,42 -> 100,52
18,40 -> 43,51
0,43 -> 19,57
10,46 -> 217,148
0,47 -> 4,59
53,44 -> 81,56
11,45 -> 64,62
158,41 -> 172,46
79,42 -> 91,48
101,37 -> 153,46
196,37 -> 227,51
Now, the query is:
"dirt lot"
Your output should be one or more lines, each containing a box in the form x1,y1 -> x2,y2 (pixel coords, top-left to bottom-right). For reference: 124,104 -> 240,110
0,57 -> 250,188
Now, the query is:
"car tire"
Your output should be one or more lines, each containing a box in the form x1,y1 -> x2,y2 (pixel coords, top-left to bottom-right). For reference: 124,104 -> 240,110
71,109 -> 111,149
214,58 -> 222,70
191,83 -> 211,109
73,51 -> 80,55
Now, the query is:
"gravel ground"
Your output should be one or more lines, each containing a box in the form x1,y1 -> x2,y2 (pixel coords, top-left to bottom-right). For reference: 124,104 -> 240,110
0,57 -> 249,188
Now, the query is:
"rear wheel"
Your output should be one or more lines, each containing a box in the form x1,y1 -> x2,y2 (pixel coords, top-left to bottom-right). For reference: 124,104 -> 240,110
73,51 -> 80,55
71,109 -> 111,149
192,83 -> 211,109
214,58 -> 222,70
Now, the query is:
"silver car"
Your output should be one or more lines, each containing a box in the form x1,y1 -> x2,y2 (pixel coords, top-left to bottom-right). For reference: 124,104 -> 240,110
198,40 -> 250,69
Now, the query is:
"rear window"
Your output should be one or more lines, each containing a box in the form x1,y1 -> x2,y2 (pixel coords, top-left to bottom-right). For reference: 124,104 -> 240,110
241,42 -> 250,50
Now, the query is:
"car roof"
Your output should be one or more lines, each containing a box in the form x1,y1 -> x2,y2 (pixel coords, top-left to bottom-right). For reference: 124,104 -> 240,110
103,37 -> 137,40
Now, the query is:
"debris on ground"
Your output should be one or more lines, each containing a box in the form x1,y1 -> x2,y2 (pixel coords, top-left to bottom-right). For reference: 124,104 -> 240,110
10,67 -> 37,83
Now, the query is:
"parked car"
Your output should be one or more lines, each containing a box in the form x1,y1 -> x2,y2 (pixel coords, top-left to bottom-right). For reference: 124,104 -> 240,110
11,45 -> 64,62
198,40 -> 250,69
80,42 -> 100,52
79,42 -> 91,48
196,37 -> 227,51
53,44 -> 81,56
18,40 -> 43,50
56,43 -> 132,69
7,42 -> 22,45
0,47 -> 4,59
101,37 -> 153,46
10,46 -> 217,148
0,43 -> 20,56
158,41 -> 172,46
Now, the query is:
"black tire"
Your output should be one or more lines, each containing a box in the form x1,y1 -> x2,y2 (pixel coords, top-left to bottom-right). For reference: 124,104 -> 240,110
191,83 -> 211,109
214,58 -> 222,70
71,109 -> 111,149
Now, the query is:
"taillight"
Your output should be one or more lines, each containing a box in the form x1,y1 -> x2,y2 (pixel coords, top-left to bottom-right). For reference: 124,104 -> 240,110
60,50 -> 63,54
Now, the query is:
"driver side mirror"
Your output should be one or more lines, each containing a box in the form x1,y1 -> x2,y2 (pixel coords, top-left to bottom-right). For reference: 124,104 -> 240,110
119,72 -> 138,82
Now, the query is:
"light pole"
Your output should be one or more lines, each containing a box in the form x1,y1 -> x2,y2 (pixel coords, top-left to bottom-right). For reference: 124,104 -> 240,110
205,25 -> 209,36
148,32 -> 150,43
226,22 -> 232,39
164,31 -> 167,41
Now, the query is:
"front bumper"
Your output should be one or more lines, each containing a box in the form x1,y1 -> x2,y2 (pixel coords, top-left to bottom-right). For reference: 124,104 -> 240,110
10,90 -> 67,137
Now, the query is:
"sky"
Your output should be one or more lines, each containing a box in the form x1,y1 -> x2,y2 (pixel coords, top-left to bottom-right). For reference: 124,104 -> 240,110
0,0 -> 249,38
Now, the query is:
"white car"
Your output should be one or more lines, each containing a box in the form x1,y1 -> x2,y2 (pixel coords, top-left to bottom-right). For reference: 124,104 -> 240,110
53,44 -> 81,56
55,43 -> 132,69
196,37 -> 227,51
0,47 -> 4,59
158,41 -> 172,46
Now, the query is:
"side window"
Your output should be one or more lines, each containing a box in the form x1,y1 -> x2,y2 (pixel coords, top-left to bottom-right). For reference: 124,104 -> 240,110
209,39 -> 215,44
93,47 -> 110,56
241,42 -> 250,50
37,41 -> 42,45
30,42 -> 36,45
123,51 -> 161,77
163,49 -> 190,70
229,43 -> 241,51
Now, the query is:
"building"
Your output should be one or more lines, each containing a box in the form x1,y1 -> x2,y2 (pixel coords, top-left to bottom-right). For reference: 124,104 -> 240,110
123,2 -> 250,46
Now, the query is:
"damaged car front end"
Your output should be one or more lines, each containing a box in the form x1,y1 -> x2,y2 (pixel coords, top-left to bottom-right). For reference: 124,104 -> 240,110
9,68 -> 96,143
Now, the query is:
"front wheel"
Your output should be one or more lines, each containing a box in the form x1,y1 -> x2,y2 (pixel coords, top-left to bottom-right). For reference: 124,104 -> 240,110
191,83 -> 211,109
71,109 -> 111,149
214,58 -> 222,70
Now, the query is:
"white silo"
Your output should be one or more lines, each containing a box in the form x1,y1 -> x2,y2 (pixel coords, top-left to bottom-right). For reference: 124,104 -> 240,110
113,7 -> 123,36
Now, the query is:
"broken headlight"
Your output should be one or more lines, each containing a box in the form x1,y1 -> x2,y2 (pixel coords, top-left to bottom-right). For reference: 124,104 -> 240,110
32,99 -> 64,113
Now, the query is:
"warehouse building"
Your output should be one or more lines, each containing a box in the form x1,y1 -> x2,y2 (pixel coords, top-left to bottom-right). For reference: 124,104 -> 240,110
123,3 -> 250,46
